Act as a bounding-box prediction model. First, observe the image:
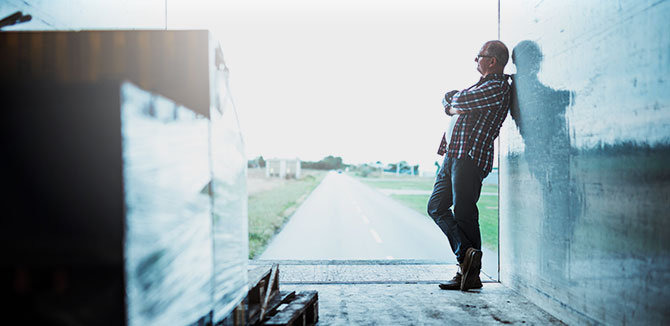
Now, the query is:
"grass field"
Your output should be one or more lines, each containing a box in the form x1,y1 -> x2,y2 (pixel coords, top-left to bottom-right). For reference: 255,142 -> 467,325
248,169 -> 327,259
357,178 -> 435,191
359,176 -> 499,251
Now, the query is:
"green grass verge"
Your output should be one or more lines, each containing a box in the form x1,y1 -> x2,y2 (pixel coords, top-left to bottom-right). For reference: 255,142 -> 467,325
361,176 -> 499,251
248,171 -> 326,259
358,177 -> 436,191
475,193 -> 499,251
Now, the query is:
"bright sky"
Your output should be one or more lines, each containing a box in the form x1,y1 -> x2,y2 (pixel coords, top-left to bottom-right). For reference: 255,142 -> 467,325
168,0 -> 499,172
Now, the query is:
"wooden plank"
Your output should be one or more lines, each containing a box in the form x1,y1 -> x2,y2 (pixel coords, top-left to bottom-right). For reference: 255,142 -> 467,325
260,264 -> 279,320
247,265 -> 282,325
250,291 -> 295,326
263,291 -> 318,326
306,301 -> 318,325
262,290 -> 297,321
248,265 -> 272,289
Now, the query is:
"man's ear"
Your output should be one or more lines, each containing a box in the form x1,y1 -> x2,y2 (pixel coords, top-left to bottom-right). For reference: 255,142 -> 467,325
490,57 -> 498,68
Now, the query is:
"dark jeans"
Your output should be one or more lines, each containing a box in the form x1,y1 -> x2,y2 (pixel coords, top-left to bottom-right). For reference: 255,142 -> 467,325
427,155 -> 487,264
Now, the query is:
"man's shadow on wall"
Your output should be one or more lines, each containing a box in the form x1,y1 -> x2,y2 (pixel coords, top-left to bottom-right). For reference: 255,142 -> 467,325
510,40 -> 579,284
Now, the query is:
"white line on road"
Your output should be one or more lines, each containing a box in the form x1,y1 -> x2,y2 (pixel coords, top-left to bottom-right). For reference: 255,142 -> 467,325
369,229 -> 383,243
361,214 -> 370,225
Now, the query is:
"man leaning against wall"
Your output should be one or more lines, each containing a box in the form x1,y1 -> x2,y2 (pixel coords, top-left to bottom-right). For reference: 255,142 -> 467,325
427,40 -> 512,291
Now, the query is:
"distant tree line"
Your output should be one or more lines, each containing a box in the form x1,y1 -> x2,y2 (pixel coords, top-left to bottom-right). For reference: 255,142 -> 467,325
248,155 -> 346,171
352,161 -> 419,177
248,156 -> 266,168
248,155 -> 419,174
301,155 -> 346,170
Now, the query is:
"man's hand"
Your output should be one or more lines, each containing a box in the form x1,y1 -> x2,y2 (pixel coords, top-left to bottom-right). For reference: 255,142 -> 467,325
444,90 -> 459,116
445,90 -> 459,102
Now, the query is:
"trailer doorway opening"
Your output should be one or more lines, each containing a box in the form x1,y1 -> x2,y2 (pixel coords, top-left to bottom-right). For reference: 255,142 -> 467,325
167,0 -> 501,280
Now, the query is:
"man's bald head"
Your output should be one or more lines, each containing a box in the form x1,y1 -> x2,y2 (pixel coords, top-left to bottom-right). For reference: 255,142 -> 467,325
484,40 -> 509,70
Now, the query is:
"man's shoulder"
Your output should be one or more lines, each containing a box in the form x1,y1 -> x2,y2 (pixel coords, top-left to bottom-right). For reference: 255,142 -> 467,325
480,76 -> 511,91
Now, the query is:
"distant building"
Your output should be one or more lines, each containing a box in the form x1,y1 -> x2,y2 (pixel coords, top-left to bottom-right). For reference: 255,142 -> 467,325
266,158 -> 301,179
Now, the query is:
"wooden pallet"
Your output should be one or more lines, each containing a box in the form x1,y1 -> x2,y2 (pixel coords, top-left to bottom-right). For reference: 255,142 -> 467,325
220,265 -> 319,326
247,264 -> 281,325
262,291 -> 319,326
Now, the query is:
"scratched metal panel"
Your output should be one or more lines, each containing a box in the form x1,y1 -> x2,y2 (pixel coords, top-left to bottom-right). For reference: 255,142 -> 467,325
499,0 -> 670,325
208,41 -> 249,322
0,0 -> 165,30
0,28 -> 247,323
0,31 -> 211,116
121,83 -> 214,326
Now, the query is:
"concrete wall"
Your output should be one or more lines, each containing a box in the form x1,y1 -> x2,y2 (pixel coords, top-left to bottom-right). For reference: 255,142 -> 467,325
498,0 -> 670,325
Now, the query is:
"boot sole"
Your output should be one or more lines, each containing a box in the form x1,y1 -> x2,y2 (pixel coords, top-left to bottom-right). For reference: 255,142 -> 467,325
461,249 -> 482,291
438,283 -> 461,290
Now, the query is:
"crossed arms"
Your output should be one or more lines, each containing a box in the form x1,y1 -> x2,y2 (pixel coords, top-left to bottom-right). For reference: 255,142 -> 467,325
443,79 -> 507,116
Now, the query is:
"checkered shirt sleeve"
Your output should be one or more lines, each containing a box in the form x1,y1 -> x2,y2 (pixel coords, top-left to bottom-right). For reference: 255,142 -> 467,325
442,74 -> 511,173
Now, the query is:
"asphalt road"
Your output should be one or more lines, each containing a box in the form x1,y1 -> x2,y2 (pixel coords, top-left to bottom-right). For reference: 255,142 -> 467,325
259,171 -> 457,261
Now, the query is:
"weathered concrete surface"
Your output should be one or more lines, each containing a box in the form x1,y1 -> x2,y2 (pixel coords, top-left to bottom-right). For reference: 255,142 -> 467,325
251,261 -> 496,284
283,283 -> 565,325
499,0 -> 670,325
254,263 -> 563,325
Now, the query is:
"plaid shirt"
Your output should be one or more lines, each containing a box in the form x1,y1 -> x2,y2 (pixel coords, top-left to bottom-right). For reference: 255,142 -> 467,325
437,73 -> 511,173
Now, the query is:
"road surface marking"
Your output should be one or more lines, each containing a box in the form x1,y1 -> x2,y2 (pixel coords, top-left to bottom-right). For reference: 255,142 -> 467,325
361,214 -> 370,225
369,229 -> 383,243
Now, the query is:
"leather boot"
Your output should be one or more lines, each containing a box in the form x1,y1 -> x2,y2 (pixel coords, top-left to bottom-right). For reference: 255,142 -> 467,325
460,248 -> 476,278
461,273 -> 483,290
438,265 -> 462,290
461,248 -> 483,291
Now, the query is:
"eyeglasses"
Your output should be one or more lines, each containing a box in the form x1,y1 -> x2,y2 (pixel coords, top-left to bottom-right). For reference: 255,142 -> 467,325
475,54 -> 494,62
